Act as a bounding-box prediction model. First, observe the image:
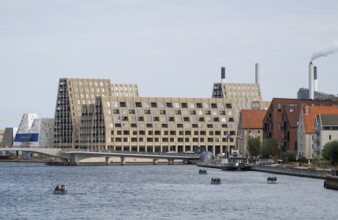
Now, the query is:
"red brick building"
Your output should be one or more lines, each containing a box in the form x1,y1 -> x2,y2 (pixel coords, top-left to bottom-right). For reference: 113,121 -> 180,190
263,98 -> 338,155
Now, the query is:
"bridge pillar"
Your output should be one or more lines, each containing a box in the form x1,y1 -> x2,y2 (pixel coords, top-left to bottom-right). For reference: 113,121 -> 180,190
121,157 -> 125,165
153,159 -> 158,165
70,154 -> 80,165
168,159 -> 174,165
105,157 -> 110,165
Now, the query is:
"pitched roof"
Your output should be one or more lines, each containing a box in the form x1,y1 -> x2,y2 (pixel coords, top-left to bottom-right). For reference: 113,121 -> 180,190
319,114 -> 338,126
302,106 -> 338,133
240,109 -> 266,129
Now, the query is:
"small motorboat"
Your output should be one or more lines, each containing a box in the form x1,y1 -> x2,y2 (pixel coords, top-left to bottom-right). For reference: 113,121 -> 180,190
267,176 -> 277,184
54,184 -> 67,194
199,169 -> 207,174
54,189 -> 67,194
211,178 -> 221,184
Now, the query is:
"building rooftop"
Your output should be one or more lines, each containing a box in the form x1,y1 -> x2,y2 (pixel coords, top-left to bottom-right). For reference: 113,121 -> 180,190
302,106 -> 338,133
240,109 -> 266,129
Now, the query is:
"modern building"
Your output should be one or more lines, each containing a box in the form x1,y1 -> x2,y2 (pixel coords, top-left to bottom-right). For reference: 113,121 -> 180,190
53,66 -> 265,156
53,78 -> 139,149
237,109 -> 266,155
79,96 -> 237,156
297,88 -> 337,100
211,65 -> 264,130
263,98 -> 338,156
0,129 -> 4,145
313,114 -> 338,158
297,106 -> 338,159
1,128 -> 17,148
13,113 -> 54,148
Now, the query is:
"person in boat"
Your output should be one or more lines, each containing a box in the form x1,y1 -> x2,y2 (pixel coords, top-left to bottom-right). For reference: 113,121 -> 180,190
60,184 -> 66,192
54,185 -> 60,192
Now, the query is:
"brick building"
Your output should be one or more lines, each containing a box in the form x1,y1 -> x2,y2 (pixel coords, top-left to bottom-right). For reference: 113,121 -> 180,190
263,98 -> 338,155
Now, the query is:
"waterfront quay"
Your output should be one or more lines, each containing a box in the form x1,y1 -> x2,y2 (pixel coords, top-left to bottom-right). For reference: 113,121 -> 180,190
197,160 -> 334,179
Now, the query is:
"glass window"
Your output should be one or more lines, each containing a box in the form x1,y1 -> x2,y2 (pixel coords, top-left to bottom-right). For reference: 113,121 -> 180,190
128,101 -> 135,108
159,102 -> 165,108
174,102 -> 180,108
189,103 -> 195,108
136,108 -> 143,115
151,109 -> 158,115
203,103 -> 209,108
120,108 -> 127,115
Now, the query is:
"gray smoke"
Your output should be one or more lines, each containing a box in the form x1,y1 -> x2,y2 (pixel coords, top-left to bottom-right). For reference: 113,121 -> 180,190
311,40 -> 338,61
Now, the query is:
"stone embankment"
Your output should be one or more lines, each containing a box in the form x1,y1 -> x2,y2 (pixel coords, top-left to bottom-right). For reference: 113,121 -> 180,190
197,160 -> 335,180
252,165 -> 332,179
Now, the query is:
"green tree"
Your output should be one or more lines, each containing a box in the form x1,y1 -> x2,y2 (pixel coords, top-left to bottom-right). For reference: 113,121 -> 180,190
283,150 -> 296,163
261,139 -> 279,159
322,140 -> 338,165
248,138 -> 261,160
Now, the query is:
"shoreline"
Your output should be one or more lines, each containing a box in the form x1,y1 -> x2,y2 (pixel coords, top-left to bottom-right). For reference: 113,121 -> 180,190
197,161 -> 334,179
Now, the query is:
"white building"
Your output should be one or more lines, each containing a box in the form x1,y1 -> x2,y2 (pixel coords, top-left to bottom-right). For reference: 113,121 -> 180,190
297,106 -> 338,159
13,113 -> 54,148
313,114 -> 338,158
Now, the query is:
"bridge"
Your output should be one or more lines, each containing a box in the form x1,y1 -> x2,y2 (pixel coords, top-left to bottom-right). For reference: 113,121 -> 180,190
0,148 -> 200,165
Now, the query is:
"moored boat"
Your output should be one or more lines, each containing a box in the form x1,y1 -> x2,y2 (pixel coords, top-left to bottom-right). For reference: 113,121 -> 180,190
221,150 -> 251,171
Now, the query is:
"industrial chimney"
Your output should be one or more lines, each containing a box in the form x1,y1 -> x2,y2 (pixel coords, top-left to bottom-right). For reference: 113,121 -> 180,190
221,67 -> 226,83
314,66 -> 318,92
309,62 -> 314,99
255,63 -> 259,84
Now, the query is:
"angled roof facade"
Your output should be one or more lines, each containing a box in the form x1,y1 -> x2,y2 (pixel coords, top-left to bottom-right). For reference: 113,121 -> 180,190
240,109 -> 266,129
302,106 -> 338,133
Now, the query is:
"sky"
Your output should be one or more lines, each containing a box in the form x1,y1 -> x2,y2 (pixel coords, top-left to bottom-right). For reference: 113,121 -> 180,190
1,0 -> 338,128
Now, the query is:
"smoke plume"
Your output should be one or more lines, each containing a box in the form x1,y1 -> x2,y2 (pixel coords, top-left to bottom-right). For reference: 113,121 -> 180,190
311,40 -> 338,61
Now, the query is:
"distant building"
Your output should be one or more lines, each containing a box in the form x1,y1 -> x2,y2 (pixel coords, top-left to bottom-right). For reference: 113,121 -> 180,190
79,96 -> 237,156
297,106 -> 338,159
237,109 -> 266,155
0,127 -> 17,148
263,98 -> 338,156
13,113 -> 54,148
313,114 -> 338,158
53,66 -> 267,156
0,129 -> 4,144
297,88 -> 337,100
53,78 -> 139,149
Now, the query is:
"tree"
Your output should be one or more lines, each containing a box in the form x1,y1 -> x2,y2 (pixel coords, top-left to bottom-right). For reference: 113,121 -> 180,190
261,139 -> 279,159
322,140 -> 338,165
248,138 -> 261,160
283,150 -> 296,163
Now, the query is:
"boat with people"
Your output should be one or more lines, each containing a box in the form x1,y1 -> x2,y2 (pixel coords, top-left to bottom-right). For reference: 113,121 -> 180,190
210,178 -> 221,184
267,176 -> 277,184
54,184 -> 67,194
199,169 -> 207,174
221,149 -> 252,171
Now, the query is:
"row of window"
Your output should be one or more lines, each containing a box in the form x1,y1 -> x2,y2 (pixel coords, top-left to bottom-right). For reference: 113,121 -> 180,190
108,115 -> 232,123
107,101 -> 232,109
111,130 -> 235,136
111,137 -> 234,143
107,122 -> 234,129
107,109 -> 233,116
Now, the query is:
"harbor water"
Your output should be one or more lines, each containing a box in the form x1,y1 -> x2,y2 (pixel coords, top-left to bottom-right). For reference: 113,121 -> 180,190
0,162 -> 336,220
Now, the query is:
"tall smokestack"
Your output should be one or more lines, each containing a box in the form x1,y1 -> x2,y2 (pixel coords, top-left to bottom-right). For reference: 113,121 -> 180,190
314,66 -> 318,92
221,67 -> 226,83
255,63 -> 259,84
309,62 -> 314,99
